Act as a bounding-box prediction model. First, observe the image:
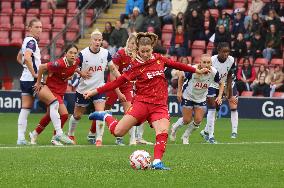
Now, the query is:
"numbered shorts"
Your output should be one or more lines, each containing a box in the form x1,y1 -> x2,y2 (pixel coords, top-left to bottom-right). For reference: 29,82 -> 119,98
75,91 -> 105,107
126,101 -> 170,126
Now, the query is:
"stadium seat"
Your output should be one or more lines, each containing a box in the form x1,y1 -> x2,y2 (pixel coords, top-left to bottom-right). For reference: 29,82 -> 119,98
223,9 -> 233,15
27,9 -> 40,17
1,1 -> 12,10
41,31 -> 51,41
193,56 -> 201,64
0,8 -> 12,16
13,15 -> 24,25
66,16 -> 79,28
85,9 -> 94,26
67,0 -> 77,10
2,77 -> 13,90
206,42 -> 214,55
65,30 -> 78,42
14,0 -> 22,9
238,57 -> 253,66
187,56 -> 192,64
10,30 -> 23,47
13,9 -> 26,16
241,91 -> 253,96
40,16 -> 51,26
270,59 -> 283,66
191,49 -> 204,58
40,1 -> 49,9
0,15 -> 11,24
53,15 -> 65,25
40,9 -> 53,16
272,92 -> 284,98
254,58 -> 268,66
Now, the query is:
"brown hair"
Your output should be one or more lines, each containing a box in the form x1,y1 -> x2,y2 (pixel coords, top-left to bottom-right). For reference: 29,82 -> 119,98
136,32 -> 158,47
28,18 -> 41,28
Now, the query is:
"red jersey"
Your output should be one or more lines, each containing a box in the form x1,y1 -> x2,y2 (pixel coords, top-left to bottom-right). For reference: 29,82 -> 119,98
98,53 -> 196,105
112,48 -> 133,91
46,57 -> 79,95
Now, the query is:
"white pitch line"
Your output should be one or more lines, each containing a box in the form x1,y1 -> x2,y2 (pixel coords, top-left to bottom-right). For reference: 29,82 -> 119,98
0,141 -> 284,149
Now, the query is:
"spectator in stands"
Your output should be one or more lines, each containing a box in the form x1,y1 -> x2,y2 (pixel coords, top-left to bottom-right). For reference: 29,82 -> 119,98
128,7 -> 144,32
185,0 -> 204,14
263,24 -> 281,61
171,0 -> 188,18
244,0 -> 264,29
179,56 -> 190,65
103,22 -> 114,44
47,0 -> 57,9
250,31 -> 265,59
213,24 -> 231,52
262,0 -> 281,15
236,57 -> 256,95
247,13 -> 264,38
251,64 -> 270,89
144,0 -> 157,16
142,7 -> 161,37
252,76 -> 271,97
217,10 -> 231,32
264,9 -> 282,31
169,25 -> 187,57
156,0 -> 173,26
109,20 -> 129,54
175,12 -> 184,28
21,0 -> 32,9
207,0 -> 228,9
185,9 -> 204,43
269,64 -> 284,96
232,33 -> 247,59
231,11 -> 246,39
202,9 -> 216,42
120,0 -> 144,24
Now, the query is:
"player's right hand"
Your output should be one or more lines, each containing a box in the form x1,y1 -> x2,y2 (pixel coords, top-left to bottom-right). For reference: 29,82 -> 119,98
118,93 -> 127,102
33,82 -> 43,94
81,70 -> 92,80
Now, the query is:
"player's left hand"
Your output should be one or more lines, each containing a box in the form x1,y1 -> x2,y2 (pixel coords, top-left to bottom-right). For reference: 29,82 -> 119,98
228,96 -> 238,105
118,93 -> 127,102
215,96 -> 222,105
33,82 -> 43,94
83,89 -> 97,99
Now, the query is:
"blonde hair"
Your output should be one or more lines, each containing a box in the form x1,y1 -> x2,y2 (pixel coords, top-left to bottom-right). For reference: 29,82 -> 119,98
125,33 -> 137,59
91,29 -> 102,38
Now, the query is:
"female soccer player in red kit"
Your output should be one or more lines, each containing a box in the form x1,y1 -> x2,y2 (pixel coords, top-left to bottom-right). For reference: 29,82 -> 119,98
29,45 -> 79,145
84,32 -> 209,170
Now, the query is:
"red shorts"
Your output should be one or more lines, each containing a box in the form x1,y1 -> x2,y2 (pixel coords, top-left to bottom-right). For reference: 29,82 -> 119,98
53,93 -> 64,104
105,89 -> 133,106
126,101 -> 169,125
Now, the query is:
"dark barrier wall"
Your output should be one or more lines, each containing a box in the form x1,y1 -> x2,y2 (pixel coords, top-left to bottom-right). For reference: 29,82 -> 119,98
0,91 -> 283,119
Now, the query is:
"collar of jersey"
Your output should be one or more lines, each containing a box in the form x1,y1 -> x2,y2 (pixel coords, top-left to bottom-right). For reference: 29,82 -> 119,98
89,47 -> 100,54
26,35 -> 39,42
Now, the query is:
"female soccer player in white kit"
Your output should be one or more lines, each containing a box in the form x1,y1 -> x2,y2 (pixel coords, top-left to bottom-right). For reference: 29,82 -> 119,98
17,18 -> 42,145
200,42 -> 238,144
67,30 -> 121,146
170,54 -> 224,144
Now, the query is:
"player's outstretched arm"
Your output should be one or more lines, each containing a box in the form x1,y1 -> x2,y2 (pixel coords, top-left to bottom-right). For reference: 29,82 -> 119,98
177,71 -> 184,103
16,50 -> 22,65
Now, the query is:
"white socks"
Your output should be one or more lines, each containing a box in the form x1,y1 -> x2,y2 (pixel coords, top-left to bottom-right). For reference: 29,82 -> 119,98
96,120 -> 105,141
182,121 -> 199,138
207,109 -> 216,139
17,108 -> 31,141
137,123 -> 144,140
172,117 -> 185,132
231,110 -> 238,134
129,126 -> 136,143
49,101 -> 63,136
68,115 -> 78,136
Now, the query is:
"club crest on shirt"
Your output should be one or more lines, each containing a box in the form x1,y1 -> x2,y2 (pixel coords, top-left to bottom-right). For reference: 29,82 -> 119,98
156,60 -> 160,64
27,40 -> 35,49
53,61 -> 59,67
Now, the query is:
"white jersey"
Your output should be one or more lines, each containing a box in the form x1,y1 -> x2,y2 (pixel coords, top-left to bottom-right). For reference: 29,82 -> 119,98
20,36 -> 41,81
182,66 -> 221,103
210,55 -> 235,89
76,47 -> 113,94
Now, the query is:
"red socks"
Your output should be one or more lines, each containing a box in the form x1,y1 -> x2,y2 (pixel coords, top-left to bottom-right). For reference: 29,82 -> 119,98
105,116 -> 118,135
154,133 -> 168,160
89,120 -> 97,134
35,114 -> 51,134
53,114 -> 68,135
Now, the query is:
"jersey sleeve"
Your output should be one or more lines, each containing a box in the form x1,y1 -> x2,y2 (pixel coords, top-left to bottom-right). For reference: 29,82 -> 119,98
47,61 -> 62,73
107,51 -> 113,66
163,55 -> 196,73
112,50 -> 122,66
25,39 -> 37,52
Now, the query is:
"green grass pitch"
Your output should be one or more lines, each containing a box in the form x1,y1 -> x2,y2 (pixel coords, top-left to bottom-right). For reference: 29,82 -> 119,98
0,113 -> 283,188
